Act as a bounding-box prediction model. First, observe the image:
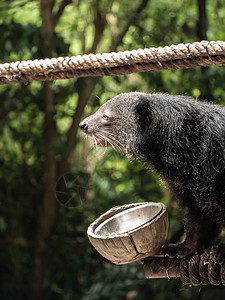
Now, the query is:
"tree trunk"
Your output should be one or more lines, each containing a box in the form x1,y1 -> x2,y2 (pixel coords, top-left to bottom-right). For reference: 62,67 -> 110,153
197,0 -> 207,40
31,1 -> 57,299
31,82 -> 57,300
197,0 -> 213,101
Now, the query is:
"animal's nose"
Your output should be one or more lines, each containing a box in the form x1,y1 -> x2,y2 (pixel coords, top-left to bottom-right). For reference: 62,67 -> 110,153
79,120 -> 88,132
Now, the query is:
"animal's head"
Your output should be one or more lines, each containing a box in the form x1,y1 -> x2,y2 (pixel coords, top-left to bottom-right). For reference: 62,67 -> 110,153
79,92 -> 153,157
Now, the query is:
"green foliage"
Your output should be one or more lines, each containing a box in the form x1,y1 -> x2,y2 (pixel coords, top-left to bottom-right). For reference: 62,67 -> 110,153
1,0 -> 225,299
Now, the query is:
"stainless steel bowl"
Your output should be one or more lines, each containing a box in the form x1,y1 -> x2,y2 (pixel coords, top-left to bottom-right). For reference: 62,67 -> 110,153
95,203 -> 162,235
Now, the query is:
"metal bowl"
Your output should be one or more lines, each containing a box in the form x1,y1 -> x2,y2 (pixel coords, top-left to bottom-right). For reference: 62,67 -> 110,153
87,202 -> 168,265
94,203 -> 163,235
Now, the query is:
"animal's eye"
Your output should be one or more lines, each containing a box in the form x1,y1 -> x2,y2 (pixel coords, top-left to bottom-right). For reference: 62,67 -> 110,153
102,114 -> 109,120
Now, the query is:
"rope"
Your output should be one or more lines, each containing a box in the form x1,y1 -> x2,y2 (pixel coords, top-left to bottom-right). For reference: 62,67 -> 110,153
144,245 -> 225,286
179,250 -> 225,286
1,40 -> 225,85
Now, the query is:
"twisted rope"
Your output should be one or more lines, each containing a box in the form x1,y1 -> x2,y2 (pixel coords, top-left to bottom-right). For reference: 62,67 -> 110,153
179,251 -> 225,286
144,245 -> 225,286
1,40 -> 225,85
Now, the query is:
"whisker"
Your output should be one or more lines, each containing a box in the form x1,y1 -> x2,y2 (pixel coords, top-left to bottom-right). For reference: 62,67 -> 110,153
105,135 -> 124,154
92,135 -> 98,149
87,128 -> 125,155
84,134 -> 89,142
98,132 -> 124,155
98,129 -> 124,148
97,133 -> 116,151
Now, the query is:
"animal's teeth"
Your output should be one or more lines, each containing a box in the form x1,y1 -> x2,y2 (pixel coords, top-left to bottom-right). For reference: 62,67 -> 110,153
90,136 -> 103,145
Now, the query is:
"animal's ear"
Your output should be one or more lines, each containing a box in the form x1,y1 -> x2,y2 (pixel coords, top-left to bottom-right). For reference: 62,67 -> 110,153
131,98 -> 151,131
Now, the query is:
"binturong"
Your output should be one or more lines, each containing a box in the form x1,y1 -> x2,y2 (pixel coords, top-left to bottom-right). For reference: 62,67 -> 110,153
80,92 -> 225,260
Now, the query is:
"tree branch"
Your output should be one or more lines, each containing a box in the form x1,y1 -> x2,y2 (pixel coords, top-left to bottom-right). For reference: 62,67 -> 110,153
58,0 -> 106,175
53,0 -> 72,27
40,0 -> 55,56
57,77 -> 99,177
89,0 -> 107,53
110,0 -> 150,52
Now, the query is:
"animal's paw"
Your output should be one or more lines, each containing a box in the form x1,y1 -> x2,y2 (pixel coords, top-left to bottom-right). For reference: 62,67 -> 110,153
210,243 -> 225,264
163,242 -> 197,258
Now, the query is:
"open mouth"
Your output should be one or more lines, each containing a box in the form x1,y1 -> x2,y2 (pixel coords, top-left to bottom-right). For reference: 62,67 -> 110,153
90,136 -> 110,147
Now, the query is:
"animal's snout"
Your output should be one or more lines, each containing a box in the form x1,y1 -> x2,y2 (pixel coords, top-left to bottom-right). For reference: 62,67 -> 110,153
79,120 -> 88,132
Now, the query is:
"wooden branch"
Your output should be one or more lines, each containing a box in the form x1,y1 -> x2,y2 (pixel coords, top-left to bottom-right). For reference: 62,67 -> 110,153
40,0 -> 55,56
143,256 -> 180,279
110,0 -> 150,51
57,77 -> 99,176
53,0 -> 72,27
89,0 -> 107,54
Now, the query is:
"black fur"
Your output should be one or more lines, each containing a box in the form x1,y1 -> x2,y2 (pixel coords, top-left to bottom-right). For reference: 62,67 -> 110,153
80,92 -> 225,258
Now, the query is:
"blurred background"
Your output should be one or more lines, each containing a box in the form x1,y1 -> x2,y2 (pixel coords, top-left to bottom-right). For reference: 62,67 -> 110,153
1,0 -> 225,299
